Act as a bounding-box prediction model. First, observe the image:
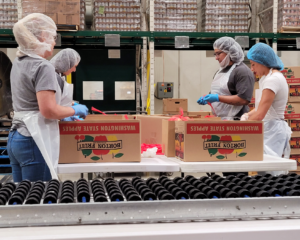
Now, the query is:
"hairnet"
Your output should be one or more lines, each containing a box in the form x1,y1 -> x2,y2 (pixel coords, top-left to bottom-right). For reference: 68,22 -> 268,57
213,37 -> 245,64
13,13 -> 57,58
50,49 -> 81,73
247,42 -> 284,71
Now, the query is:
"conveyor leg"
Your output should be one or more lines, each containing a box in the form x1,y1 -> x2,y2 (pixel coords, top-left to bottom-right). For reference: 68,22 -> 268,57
88,173 -> 93,180
181,172 -> 184,178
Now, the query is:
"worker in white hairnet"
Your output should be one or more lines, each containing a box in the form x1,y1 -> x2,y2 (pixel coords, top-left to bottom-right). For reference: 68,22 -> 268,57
242,43 -> 291,175
197,37 -> 255,120
50,48 -> 82,121
7,13 -> 88,182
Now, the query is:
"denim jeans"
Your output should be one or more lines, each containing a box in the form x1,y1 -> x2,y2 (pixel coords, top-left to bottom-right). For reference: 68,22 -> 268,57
7,129 -> 51,182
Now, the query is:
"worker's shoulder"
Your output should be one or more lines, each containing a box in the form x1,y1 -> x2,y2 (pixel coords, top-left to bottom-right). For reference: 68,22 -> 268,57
230,63 -> 254,81
232,62 -> 253,74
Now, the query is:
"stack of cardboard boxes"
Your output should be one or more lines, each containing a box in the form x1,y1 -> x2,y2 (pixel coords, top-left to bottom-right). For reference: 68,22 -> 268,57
282,66 -> 300,172
19,0 -> 83,28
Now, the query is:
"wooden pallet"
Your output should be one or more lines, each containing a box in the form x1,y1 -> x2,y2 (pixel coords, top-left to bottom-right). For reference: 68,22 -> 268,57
56,24 -> 78,32
280,26 -> 300,33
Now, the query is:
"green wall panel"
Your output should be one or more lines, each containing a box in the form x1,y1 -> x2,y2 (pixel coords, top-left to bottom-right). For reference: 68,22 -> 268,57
74,49 -> 136,112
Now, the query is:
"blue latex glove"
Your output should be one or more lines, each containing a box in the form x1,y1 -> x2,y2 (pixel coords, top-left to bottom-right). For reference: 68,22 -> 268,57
72,104 -> 89,118
197,96 -> 207,105
203,94 -> 219,103
61,116 -> 84,121
73,102 -> 79,106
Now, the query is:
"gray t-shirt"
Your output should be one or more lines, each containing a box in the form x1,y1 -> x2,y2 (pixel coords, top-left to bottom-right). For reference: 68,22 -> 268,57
11,56 -> 59,136
217,62 -> 255,118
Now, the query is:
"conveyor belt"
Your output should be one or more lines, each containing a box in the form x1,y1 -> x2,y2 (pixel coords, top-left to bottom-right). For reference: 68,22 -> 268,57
1,173 -> 300,228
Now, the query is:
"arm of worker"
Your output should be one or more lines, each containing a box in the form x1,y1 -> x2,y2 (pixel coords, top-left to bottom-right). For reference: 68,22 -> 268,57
248,89 -> 275,121
37,90 -> 75,119
218,95 -> 249,106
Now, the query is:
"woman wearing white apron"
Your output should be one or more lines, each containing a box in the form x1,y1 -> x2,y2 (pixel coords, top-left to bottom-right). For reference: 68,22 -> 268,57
198,37 -> 255,120
7,14 -> 89,182
50,48 -> 82,121
241,43 -> 292,175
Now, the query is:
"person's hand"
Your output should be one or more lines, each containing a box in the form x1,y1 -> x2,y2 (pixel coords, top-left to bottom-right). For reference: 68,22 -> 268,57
203,94 -> 219,103
197,96 -> 207,105
71,104 -> 88,118
240,113 -> 249,121
61,116 -> 84,121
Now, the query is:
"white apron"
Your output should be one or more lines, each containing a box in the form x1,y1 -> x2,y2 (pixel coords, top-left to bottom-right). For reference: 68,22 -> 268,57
59,75 -> 73,107
211,63 -> 243,120
13,56 -> 70,180
256,69 -> 292,176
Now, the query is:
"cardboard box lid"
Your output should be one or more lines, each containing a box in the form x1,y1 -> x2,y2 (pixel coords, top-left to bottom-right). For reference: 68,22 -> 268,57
163,98 -> 188,112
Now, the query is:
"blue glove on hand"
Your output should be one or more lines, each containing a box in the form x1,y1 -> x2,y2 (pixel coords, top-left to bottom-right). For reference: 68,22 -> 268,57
197,96 -> 207,105
71,104 -> 89,118
61,116 -> 84,121
203,94 -> 219,103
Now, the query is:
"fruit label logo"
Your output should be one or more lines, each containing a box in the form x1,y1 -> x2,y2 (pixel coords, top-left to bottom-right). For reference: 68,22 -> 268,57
285,104 -> 295,114
290,85 -> 300,96
281,68 -> 294,79
203,135 -> 247,159
175,133 -> 184,159
291,120 -> 300,131
291,137 -> 300,149
290,155 -> 300,166
75,135 -> 124,161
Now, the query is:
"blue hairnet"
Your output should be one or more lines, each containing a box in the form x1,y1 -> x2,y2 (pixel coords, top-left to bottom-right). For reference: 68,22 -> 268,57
247,43 -> 284,71
213,37 -> 244,64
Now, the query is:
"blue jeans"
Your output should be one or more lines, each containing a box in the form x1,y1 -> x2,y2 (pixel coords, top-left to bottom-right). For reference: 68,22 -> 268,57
7,130 -> 51,182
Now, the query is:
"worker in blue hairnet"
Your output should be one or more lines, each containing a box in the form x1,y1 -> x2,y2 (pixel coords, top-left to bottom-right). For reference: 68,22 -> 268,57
197,37 -> 255,120
50,48 -> 83,121
242,42 -> 291,175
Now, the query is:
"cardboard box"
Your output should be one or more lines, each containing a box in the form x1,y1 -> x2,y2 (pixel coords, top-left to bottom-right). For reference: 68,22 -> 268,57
248,103 -> 255,111
291,120 -> 300,137
290,136 -> 300,154
162,120 -> 175,157
163,99 -> 188,115
57,14 -> 80,25
59,120 -> 141,163
285,103 -> 300,119
22,0 -> 80,26
135,115 -> 170,144
22,0 -> 45,13
175,121 -> 264,162
290,154 -> 300,171
281,67 -> 300,102
288,84 -> 300,103
281,66 -> 300,81
188,111 -> 211,117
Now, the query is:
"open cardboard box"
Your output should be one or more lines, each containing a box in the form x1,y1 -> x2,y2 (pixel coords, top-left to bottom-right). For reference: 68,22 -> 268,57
163,99 -> 188,115
175,120 -> 264,162
59,119 -> 141,163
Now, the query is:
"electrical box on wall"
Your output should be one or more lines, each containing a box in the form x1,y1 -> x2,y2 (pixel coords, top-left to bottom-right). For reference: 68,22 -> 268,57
155,82 -> 174,99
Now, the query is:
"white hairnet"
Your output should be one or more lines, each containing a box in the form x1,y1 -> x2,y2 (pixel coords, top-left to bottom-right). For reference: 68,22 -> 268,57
50,49 -> 81,73
13,13 -> 57,58
213,37 -> 244,64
